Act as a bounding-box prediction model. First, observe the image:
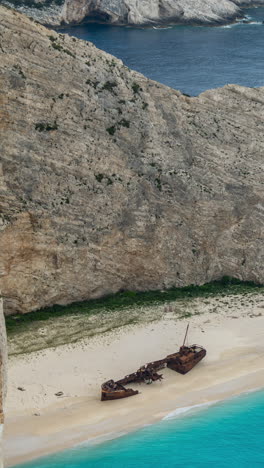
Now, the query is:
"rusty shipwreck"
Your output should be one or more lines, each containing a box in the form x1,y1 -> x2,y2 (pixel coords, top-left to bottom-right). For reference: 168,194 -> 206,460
166,324 -> 206,374
101,324 -> 206,401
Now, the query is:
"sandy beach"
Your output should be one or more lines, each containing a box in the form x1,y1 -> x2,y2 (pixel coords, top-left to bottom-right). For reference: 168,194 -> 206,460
4,292 -> 264,467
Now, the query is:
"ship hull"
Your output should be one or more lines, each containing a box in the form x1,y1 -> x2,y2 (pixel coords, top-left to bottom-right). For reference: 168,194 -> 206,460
101,389 -> 139,401
167,349 -> 206,375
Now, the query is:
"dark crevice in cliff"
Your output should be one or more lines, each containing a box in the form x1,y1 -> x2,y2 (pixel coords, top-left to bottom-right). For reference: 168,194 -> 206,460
81,10 -> 113,24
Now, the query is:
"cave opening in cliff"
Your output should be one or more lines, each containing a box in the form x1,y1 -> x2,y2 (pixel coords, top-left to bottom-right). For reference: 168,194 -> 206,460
82,10 -> 112,24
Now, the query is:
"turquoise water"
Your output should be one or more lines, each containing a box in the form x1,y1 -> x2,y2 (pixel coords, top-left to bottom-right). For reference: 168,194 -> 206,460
15,390 -> 264,467
62,7 -> 264,96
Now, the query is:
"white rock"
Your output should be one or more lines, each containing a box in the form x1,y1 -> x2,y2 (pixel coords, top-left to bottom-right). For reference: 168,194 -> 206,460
0,6 -> 263,315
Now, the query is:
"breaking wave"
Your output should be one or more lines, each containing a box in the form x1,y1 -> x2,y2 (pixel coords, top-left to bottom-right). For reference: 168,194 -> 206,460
163,400 -> 218,420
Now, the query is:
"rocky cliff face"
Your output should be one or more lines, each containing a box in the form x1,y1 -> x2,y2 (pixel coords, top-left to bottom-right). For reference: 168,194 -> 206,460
0,6 -> 264,315
61,0 -> 241,26
2,0 -> 264,26
0,298 -> 7,467
0,0 -> 64,26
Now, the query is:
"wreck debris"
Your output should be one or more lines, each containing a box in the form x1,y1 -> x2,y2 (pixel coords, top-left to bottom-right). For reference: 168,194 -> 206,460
101,325 -> 206,401
117,364 -> 164,386
101,380 -> 139,401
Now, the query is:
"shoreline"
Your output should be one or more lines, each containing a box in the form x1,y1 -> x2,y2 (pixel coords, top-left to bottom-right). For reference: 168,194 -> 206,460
7,2 -> 264,30
5,292 -> 264,466
6,379 -> 264,467
53,14 -> 243,31
44,4 -> 264,31
54,11 -> 246,31
6,371 -> 264,467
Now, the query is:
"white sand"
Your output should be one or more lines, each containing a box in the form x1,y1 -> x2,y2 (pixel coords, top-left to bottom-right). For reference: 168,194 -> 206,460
4,293 -> 264,466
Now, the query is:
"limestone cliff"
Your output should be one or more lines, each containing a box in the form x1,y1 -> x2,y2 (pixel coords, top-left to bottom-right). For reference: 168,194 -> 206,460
0,6 -> 264,315
0,298 -> 7,467
61,0 -> 241,26
2,0 -> 264,27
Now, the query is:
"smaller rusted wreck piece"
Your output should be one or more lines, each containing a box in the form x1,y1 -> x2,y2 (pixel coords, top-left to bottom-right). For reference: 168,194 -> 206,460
101,380 -> 139,401
101,364 -> 165,401
101,324 -> 206,401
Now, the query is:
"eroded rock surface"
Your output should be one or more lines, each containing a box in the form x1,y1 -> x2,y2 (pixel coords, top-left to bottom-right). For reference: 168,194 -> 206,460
0,6 -> 264,314
61,0 -> 241,26
1,0 -> 264,26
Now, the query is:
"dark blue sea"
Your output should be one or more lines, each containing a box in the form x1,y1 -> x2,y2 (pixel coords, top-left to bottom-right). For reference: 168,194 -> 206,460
62,7 -> 264,96
15,390 -> 264,468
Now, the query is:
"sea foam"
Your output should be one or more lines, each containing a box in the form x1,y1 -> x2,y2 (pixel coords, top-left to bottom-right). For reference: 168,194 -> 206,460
163,400 -> 218,420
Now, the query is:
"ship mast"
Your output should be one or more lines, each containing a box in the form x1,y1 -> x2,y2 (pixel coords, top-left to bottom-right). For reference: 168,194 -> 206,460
182,323 -> 189,347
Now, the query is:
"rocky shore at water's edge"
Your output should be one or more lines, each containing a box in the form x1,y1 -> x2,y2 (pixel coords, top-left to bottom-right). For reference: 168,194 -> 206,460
1,0 -> 264,27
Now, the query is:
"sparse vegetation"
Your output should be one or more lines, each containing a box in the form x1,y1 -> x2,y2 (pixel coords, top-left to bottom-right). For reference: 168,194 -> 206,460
106,126 -> 116,135
105,58 -> 117,68
50,40 -> 75,57
35,121 -> 58,132
14,65 -> 26,79
102,81 -> 117,93
51,41 -> 63,52
95,173 -> 113,185
63,48 -> 75,58
86,79 -> 99,89
5,278 -> 264,337
132,82 -> 141,94
155,177 -> 162,191
95,173 -> 104,183
119,118 -> 130,128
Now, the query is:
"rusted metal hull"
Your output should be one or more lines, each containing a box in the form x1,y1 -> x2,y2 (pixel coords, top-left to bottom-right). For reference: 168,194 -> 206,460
166,348 -> 206,374
101,388 -> 139,401
101,379 -> 139,401
100,328 -> 207,400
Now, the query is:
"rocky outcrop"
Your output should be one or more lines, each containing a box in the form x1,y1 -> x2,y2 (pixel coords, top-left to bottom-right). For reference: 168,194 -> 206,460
0,298 -> 7,467
61,0 -> 241,26
0,0 -> 64,26
2,0 -> 264,26
234,0 -> 264,5
0,6 -> 264,315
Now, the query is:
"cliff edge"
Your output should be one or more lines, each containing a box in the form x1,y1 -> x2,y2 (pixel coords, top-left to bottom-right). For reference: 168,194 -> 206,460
0,6 -> 263,315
